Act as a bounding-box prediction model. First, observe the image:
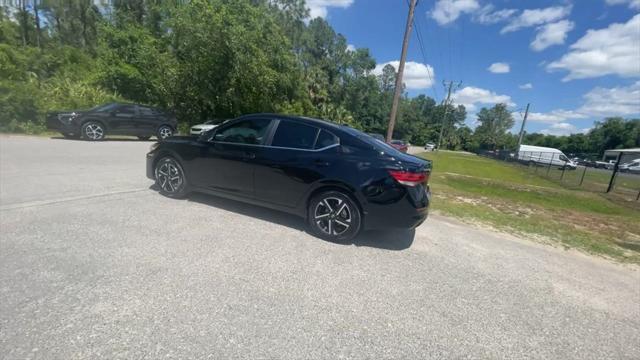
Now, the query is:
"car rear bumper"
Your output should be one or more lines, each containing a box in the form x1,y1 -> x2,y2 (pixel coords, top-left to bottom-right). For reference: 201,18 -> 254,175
362,185 -> 431,230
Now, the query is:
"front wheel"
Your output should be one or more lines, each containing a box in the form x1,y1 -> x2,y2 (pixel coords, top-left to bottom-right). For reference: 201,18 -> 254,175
81,121 -> 105,141
154,157 -> 188,198
307,190 -> 361,242
157,125 -> 173,141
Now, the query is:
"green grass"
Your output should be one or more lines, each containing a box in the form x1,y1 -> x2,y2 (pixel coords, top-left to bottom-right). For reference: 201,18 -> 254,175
420,151 -> 640,263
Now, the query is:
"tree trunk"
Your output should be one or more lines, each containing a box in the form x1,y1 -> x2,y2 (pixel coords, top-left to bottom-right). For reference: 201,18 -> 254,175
34,1 -> 41,48
55,15 -> 62,44
80,6 -> 87,47
19,0 -> 28,46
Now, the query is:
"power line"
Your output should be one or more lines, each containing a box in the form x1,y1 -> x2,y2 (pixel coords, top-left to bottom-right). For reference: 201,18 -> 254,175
411,1 -> 439,102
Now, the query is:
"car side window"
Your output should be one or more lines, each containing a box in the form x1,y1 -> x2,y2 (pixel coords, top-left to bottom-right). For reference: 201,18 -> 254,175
213,119 -> 271,145
315,130 -> 339,149
271,121 -> 319,150
116,105 -> 137,115
138,106 -> 155,116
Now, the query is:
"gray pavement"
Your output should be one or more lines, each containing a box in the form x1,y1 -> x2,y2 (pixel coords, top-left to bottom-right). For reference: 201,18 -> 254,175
1,135 -> 639,359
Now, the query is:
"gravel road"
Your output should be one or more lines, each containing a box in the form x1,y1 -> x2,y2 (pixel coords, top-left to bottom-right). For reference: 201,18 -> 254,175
1,135 -> 639,359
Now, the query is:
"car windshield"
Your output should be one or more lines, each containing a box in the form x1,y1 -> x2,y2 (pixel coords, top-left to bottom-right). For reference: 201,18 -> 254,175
89,103 -> 118,112
367,133 -> 385,142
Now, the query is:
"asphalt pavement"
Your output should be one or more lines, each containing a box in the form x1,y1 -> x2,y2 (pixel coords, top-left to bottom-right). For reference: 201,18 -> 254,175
1,135 -> 639,359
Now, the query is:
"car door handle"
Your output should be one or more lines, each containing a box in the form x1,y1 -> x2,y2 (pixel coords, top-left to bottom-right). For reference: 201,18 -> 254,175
243,152 -> 256,160
314,159 -> 330,167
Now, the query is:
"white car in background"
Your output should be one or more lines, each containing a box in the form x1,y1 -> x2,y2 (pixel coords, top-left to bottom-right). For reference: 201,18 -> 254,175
619,159 -> 640,173
424,142 -> 436,151
190,120 -> 219,136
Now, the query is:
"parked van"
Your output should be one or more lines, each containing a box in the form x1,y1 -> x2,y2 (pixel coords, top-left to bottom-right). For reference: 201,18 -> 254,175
518,145 -> 577,169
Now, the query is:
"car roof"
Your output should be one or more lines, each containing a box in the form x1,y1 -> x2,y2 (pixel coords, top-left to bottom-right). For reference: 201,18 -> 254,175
236,113 -> 348,132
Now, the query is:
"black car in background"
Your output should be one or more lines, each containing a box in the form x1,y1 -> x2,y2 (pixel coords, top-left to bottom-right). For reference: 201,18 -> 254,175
47,103 -> 177,141
146,114 -> 432,242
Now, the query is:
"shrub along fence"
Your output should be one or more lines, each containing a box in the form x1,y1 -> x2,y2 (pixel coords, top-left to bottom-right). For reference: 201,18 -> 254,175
478,150 -> 640,202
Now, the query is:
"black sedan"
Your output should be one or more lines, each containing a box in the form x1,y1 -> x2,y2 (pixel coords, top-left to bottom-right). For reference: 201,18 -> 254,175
146,114 -> 432,242
47,103 -> 177,141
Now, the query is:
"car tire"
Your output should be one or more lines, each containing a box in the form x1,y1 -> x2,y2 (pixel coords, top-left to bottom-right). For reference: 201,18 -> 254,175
154,157 -> 189,199
81,121 -> 105,141
157,125 -> 173,141
138,136 -> 151,141
307,190 -> 361,242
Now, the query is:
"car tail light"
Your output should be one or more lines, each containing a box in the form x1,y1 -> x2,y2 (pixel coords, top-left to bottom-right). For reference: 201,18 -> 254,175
388,170 -> 428,186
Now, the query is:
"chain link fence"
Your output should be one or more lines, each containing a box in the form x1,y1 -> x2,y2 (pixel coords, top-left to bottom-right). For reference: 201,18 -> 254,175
478,150 -> 640,202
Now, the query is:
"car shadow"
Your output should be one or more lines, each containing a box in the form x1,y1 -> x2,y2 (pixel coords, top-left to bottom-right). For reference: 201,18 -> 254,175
50,136 -> 155,142
159,189 -> 414,251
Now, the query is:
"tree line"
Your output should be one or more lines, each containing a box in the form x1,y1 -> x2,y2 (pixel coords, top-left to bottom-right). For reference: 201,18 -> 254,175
1,0 -> 637,157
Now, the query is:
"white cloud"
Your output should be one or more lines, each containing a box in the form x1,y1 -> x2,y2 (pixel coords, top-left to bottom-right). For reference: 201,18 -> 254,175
473,5 -> 517,24
306,0 -> 354,18
430,0 -> 480,25
578,81 -> 640,117
605,0 -> 640,9
547,15 -> 640,81
528,110 -> 587,123
346,44 -> 356,52
540,122 -> 579,136
372,61 -> 436,90
501,5 -> 572,33
488,62 -> 510,73
452,86 -> 514,112
526,82 -> 640,124
531,20 -> 575,51
519,83 -> 533,89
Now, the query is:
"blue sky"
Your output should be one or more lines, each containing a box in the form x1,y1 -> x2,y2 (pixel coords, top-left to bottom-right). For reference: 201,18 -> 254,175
307,0 -> 640,135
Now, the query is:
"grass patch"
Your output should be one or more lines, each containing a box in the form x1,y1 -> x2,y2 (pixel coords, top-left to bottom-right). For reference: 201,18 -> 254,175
421,151 -> 640,263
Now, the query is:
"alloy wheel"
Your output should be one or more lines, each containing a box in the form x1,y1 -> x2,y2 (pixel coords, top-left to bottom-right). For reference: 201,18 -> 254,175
159,126 -> 173,139
314,196 -> 352,236
155,160 -> 184,194
84,123 -> 104,140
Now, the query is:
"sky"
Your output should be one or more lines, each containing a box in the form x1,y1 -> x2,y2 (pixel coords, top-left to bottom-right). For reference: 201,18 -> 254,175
307,0 -> 640,136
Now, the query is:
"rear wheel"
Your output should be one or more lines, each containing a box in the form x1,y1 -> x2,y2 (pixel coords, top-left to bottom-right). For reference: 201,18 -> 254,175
154,157 -> 188,198
307,190 -> 361,242
157,125 -> 173,141
81,121 -> 105,141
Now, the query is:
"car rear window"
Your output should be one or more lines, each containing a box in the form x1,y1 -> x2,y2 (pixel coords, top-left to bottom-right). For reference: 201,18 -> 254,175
355,131 -> 406,157
271,121 -> 319,150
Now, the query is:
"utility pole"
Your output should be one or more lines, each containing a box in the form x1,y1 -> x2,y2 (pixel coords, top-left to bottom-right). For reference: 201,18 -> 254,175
516,103 -> 530,150
386,0 -> 417,142
436,80 -> 457,151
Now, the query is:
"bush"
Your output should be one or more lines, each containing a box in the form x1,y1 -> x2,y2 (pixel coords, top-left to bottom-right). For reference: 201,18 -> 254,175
0,44 -> 121,133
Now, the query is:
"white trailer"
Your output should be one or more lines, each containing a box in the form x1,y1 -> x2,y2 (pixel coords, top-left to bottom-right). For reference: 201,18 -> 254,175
517,145 -> 577,169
